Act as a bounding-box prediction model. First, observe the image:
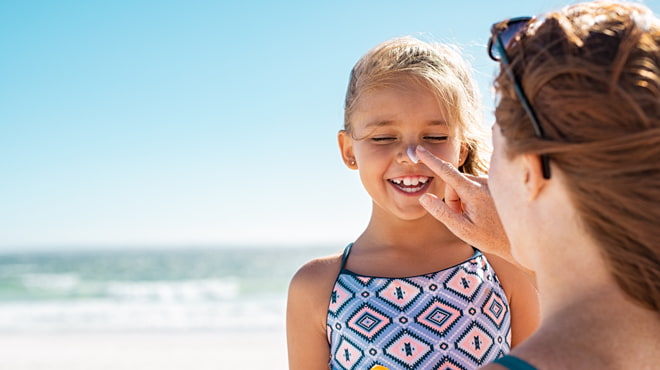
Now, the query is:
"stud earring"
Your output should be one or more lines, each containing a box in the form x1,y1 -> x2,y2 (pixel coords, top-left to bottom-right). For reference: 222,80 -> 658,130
350,160 -> 356,166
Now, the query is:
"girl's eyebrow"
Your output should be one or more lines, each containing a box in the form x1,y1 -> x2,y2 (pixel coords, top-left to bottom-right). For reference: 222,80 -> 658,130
364,119 -> 449,128
427,120 -> 449,127
364,120 -> 395,129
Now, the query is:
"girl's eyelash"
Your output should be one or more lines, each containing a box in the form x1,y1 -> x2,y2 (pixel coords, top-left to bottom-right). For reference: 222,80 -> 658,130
369,136 -> 448,142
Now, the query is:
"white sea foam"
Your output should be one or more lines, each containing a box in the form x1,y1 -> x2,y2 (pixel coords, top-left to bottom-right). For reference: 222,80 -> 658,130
0,246 -> 335,334
105,278 -> 241,302
0,297 -> 286,332
21,273 -> 81,292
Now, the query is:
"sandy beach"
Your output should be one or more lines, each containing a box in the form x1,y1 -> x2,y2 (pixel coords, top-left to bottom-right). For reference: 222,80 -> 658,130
0,331 -> 288,370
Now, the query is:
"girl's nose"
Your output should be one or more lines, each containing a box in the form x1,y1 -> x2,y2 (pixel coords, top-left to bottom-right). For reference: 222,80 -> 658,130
398,143 -> 420,164
407,145 -> 419,163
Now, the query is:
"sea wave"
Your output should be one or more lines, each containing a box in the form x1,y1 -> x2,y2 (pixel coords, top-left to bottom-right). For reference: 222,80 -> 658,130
11,273 -> 243,302
0,297 -> 286,332
106,279 -> 241,302
0,246 -> 337,333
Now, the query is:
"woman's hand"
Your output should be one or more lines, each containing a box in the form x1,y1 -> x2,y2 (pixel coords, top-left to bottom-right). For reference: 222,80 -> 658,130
415,146 -> 515,263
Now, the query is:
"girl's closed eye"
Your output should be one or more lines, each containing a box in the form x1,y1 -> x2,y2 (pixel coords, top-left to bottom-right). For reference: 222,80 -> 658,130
371,136 -> 398,143
423,135 -> 449,142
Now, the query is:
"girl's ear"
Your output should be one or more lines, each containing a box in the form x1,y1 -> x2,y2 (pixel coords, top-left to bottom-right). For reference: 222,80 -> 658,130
458,142 -> 469,168
338,130 -> 358,170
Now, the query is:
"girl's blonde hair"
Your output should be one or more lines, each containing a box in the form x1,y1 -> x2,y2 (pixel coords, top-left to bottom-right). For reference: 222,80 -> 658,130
344,37 -> 489,175
494,1 -> 660,311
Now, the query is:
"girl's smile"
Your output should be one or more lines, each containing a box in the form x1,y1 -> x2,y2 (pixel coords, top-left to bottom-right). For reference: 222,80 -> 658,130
388,175 -> 433,194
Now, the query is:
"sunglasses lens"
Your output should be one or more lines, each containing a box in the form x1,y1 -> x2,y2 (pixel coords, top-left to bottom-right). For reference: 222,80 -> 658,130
490,19 -> 531,60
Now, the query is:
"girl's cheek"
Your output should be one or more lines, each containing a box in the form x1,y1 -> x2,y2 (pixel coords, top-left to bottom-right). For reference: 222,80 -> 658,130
427,143 -> 456,158
432,149 -> 462,167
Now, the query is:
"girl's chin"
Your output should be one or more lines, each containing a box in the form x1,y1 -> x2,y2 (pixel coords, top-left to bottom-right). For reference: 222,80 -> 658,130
393,208 -> 434,221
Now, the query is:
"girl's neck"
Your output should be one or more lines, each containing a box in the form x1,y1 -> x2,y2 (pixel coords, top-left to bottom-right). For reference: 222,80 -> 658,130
345,207 -> 473,277
358,209 -> 462,251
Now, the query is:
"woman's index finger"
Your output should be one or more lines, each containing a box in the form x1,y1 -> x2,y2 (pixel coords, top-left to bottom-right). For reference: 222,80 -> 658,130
416,146 -> 471,191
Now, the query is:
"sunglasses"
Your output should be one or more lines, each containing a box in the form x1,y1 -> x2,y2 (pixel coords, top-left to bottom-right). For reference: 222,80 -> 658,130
488,17 -> 552,179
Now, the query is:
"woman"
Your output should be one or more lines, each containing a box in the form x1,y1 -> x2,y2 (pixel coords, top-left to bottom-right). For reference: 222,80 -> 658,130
416,1 -> 660,368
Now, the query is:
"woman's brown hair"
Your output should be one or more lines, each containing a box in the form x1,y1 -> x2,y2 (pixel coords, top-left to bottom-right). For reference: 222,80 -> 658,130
494,0 -> 660,311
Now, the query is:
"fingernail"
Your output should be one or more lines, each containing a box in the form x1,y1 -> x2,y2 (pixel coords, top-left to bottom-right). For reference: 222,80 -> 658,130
407,145 -> 419,163
419,193 -> 431,206
417,145 -> 428,153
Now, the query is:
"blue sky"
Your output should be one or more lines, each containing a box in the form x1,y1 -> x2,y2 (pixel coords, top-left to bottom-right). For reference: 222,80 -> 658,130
2,1 -> 657,250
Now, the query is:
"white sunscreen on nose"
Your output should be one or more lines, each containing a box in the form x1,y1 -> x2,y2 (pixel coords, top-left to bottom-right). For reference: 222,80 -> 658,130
407,145 -> 419,163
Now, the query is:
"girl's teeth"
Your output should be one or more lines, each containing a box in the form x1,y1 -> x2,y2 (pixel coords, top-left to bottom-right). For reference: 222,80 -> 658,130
400,186 -> 423,193
391,176 -> 429,187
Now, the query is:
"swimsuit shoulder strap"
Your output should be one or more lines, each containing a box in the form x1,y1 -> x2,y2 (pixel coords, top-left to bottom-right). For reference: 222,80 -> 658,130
492,355 -> 538,370
339,243 -> 353,270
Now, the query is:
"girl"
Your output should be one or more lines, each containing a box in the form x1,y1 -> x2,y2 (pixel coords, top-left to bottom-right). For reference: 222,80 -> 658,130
287,37 -> 539,370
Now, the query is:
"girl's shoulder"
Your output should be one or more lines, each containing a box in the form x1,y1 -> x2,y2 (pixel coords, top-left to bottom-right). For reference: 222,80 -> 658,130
286,251 -> 347,367
288,250 -> 345,309
484,252 -> 541,347
482,252 -> 536,292
290,251 -> 344,287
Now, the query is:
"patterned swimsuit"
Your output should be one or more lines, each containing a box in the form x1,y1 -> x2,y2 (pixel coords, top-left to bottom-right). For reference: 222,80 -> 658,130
326,244 -> 511,370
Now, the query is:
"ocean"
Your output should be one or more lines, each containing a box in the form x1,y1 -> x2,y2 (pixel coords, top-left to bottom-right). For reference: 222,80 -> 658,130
0,245 -> 338,334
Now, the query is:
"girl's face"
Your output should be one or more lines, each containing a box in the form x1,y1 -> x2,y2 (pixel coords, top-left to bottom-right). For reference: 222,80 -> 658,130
339,78 -> 466,221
